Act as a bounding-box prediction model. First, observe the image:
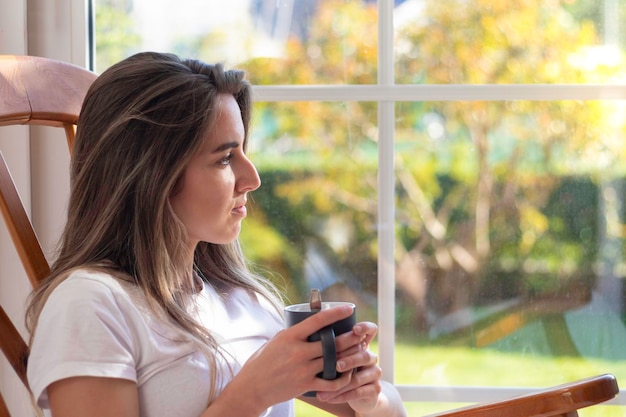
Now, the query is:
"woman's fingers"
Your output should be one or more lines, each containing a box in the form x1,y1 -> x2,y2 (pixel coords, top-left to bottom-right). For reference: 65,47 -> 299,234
337,349 -> 377,373
317,363 -> 382,403
290,305 -> 355,341
335,321 -> 378,358
353,321 -> 378,344
336,341 -> 366,360
306,367 -> 353,395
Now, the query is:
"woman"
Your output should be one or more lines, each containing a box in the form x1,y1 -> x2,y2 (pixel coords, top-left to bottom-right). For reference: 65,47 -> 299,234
26,52 -> 406,417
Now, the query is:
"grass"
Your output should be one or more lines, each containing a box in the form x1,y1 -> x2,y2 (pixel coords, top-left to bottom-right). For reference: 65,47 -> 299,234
294,341 -> 626,416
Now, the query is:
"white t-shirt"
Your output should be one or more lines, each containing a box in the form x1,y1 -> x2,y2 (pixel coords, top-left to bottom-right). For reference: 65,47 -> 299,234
27,270 -> 294,417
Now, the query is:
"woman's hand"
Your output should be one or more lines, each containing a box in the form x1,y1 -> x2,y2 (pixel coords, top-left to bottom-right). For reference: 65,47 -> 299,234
203,304 -> 356,416
305,321 -> 407,417
317,322 -> 383,412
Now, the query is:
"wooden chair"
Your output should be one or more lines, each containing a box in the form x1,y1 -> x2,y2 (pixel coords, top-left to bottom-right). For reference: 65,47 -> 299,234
0,54 -> 97,417
0,55 -> 620,417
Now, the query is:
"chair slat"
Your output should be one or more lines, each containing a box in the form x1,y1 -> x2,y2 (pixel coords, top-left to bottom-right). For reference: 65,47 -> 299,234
0,392 -> 11,417
0,306 -> 28,387
0,151 -> 50,287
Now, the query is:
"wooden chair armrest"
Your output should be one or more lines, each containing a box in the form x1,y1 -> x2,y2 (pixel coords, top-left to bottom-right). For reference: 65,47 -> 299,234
424,374 -> 619,417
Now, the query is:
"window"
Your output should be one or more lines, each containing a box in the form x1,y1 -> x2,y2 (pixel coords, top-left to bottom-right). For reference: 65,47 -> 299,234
93,0 -> 626,415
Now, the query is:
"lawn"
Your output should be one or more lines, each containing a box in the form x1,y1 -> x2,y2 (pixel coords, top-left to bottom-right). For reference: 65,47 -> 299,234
294,341 -> 626,416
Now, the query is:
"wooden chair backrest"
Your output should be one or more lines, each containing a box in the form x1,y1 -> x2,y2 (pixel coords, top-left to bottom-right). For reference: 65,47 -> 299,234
0,54 -> 96,417
428,373 -> 619,417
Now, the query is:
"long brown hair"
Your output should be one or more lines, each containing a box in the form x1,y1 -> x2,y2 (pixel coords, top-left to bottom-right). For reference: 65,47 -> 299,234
26,51 -> 282,400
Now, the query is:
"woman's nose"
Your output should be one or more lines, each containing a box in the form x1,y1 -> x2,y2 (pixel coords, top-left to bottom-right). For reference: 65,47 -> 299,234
237,155 -> 261,192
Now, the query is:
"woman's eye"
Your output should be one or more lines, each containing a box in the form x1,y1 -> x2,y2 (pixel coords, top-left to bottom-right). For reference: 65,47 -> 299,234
219,152 -> 233,165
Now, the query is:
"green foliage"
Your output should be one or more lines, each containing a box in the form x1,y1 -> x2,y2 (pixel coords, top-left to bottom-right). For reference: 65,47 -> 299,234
396,0 -> 600,84
94,0 -> 141,72
242,0 -> 378,85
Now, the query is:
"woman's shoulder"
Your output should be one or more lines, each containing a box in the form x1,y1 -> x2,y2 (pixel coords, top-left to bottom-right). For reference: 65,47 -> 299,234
39,268 -> 160,343
55,267 -> 125,290
49,268 -> 143,311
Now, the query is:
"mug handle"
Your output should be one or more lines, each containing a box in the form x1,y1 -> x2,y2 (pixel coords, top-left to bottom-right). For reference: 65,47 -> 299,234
319,325 -> 337,380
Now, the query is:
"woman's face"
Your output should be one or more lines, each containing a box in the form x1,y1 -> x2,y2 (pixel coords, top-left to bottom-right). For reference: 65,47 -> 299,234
170,94 -> 260,252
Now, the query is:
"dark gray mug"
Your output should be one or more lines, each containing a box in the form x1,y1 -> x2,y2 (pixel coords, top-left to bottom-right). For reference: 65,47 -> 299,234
284,301 -> 356,396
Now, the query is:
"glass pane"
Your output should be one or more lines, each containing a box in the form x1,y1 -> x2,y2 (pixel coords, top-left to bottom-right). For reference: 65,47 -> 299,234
394,100 -> 626,414
395,0 -> 626,84
241,101 -> 379,319
94,0 -> 378,84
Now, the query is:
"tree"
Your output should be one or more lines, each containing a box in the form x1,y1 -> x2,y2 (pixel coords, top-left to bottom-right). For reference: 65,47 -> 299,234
394,0 -> 625,331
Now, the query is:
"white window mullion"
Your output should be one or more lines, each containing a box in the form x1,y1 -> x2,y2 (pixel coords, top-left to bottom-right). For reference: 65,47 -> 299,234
251,84 -> 626,102
377,0 -> 397,383
377,100 -> 396,382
